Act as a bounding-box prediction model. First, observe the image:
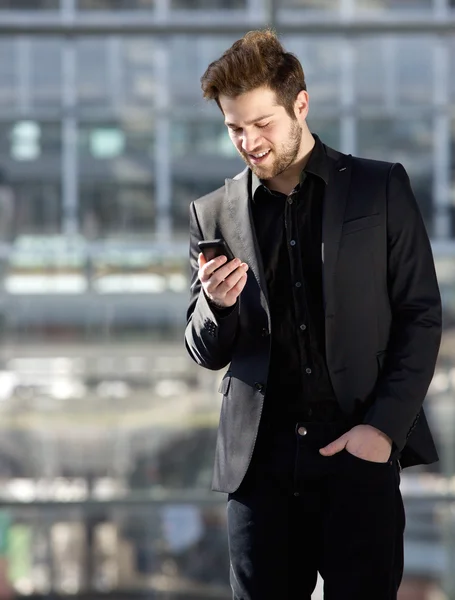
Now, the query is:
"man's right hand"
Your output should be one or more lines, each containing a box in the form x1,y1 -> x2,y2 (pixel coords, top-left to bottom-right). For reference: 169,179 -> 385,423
198,253 -> 249,308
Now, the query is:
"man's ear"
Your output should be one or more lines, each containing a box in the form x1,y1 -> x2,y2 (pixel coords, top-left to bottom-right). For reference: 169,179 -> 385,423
294,90 -> 310,120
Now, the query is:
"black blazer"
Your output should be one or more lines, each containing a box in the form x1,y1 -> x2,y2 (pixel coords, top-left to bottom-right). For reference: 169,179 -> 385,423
185,143 -> 442,494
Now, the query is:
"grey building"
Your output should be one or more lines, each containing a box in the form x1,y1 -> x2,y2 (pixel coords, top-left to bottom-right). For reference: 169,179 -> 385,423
0,1 -> 455,598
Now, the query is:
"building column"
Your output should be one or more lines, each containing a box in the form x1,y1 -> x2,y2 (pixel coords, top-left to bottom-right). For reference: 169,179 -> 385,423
154,41 -> 172,242
340,37 -> 356,155
61,0 -> 78,236
432,36 -> 451,240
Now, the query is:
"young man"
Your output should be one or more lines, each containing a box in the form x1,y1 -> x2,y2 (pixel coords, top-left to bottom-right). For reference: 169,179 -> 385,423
184,29 -> 442,600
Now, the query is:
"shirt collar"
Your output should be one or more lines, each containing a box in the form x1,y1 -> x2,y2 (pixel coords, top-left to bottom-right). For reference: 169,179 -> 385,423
251,133 -> 328,200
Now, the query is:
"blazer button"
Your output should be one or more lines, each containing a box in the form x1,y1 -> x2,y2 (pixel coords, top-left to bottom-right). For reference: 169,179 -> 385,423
261,328 -> 270,337
254,382 -> 264,392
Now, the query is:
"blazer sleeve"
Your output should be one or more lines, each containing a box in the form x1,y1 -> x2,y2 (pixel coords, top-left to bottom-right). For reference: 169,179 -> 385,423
184,200 -> 240,371
364,163 -> 442,450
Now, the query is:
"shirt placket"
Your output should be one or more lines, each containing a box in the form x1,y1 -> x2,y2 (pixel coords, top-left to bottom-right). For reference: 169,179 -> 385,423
284,179 -> 313,396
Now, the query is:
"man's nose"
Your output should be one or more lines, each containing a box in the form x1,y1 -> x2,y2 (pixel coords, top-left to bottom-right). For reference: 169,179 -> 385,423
241,134 -> 261,154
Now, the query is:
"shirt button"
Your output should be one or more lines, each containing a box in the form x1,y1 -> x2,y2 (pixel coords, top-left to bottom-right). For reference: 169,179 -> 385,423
306,368 -> 312,375
300,324 -> 306,331
295,282 -> 302,288
290,240 -> 296,246
254,382 -> 264,392
287,197 -> 293,205
297,426 -> 307,436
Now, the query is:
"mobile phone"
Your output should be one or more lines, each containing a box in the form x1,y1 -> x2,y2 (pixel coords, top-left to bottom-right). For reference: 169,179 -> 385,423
198,239 -> 235,262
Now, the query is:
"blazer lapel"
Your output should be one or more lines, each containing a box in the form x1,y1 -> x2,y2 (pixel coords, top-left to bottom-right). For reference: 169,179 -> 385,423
322,150 -> 352,314
225,169 -> 270,321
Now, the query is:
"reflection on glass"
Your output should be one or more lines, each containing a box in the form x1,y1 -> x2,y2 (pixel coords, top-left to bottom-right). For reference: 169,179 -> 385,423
355,37 -> 432,108
394,38 -> 433,106
356,0 -> 432,9
171,121 -> 235,159
76,40 -> 110,109
0,0 -> 59,8
0,40 -> 16,107
279,0 -> 338,8
78,0 -> 153,8
0,122 -> 61,239
450,39 -> 455,104
171,0 -> 245,7
77,38 -> 155,110
31,39 -> 62,108
78,121 -> 155,240
80,184 -> 155,239
123,39 -> 155,106
354,38 -> 388,106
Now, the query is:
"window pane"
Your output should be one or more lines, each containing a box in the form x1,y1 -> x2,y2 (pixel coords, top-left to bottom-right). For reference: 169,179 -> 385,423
78,121 -> 155,239
354,38 -> 389,106
122,39 -> 156,107
279,0 -> 338,9
77,38 -> 156,111
169,36 -> 238,104
356,0 -> 432,10
284,37 -> 341,110
0,40 -> 16,107
0,0 -> 59,7
171,119 -> 242,233
31,39 -> 62,108
171,0 -> 246,7
355,37 -> 433,109
78,0 -> 153,8
395,38 -> 433,106
0,121 -> 62,239
358,117 -> 434,235
450,38 -> 455,104
76,40 -> 110,109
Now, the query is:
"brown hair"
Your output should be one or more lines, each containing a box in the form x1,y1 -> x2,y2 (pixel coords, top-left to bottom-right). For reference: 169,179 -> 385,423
200,29 -> 306,119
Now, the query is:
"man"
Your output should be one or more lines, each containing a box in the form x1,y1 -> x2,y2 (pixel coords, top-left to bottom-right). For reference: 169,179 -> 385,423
184,29 -> 442,600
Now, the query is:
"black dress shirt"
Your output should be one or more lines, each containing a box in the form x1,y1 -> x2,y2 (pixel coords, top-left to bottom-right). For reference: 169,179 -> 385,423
251,135 -> 344,423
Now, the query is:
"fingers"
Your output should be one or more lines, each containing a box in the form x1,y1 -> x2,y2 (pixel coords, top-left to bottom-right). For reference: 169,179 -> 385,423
199,255 -> 238,283
206,262 -> 247,296
197,252 -> 248,308
319,434 -> 348,456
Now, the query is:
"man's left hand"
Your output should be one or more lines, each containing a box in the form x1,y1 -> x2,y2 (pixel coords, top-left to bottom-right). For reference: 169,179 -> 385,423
319,424 -> 393,463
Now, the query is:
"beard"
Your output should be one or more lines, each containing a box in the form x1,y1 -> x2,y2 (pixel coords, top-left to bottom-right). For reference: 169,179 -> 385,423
239,119 -> 303,180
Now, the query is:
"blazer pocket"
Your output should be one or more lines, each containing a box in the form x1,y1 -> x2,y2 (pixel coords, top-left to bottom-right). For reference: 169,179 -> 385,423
342,214 -> 381,236
218,373 -> 232,395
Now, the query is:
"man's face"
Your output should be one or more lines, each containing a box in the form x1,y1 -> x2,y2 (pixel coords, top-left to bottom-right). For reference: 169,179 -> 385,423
220,86 -> 303,180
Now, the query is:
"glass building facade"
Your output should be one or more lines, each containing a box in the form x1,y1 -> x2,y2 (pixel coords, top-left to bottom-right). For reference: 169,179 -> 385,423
0,1 -> 454,598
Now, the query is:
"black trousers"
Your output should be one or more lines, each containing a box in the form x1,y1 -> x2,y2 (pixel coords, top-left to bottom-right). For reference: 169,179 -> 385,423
227,420 -> 405,600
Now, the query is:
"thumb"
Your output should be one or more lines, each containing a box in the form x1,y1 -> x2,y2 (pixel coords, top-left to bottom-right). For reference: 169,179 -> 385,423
319,434 -> 348,456
198,252 -> 207,268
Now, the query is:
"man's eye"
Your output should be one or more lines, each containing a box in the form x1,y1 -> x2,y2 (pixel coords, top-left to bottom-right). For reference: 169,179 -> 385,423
257,123 -> 270,129
229,127 -> 241,133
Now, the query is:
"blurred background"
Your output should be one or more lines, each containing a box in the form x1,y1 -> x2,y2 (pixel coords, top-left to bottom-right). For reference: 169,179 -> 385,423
0,1 -> 454,599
